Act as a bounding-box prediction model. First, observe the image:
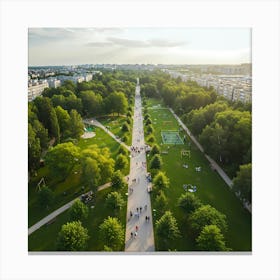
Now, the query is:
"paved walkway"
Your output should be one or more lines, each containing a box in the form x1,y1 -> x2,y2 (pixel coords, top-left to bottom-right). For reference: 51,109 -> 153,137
28,180 -> 120,236
125,80 -> 155,252
84,119 -> 130,151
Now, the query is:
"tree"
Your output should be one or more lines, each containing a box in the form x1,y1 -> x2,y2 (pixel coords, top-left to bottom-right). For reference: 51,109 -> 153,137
99,217 -> 124,251
105,191 -> 125,210
118,145 -> 128,156
111,170 -> 127,189
189,205 -> 228,235
55,106 -> 70,138
177,193 -> 202,215
147,135 -> 156,143
45,142 -> 80,180
146,124 -> 154,135
69,199 -> 89,221
233,163 -> 252,204
81,157 -> 101,189
122,122 -> 129,132
155,190 -> 168,216
28,123 -> 41,172
145,118 -> 152,126
104,92 -> 128,115
155,211 -> 181,250
153,171 -> 169,190
196,225 -> 230,251
49,108 -> 60,143
115,154 -> 128,171
80,90 -> 103,117
32,119 -> 49,150
68,109 -> 84,139
38,186 -> 54,209
57,221 -> 89,251
150,154 -> 163,169
150,144 -> 160,156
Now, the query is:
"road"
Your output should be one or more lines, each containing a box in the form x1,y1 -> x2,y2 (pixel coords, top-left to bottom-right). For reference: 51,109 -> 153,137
125,80 -> 155,252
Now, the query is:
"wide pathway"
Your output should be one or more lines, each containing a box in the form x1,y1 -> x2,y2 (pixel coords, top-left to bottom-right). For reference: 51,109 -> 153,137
169,108 -> 233,188
125,80 -> 155,252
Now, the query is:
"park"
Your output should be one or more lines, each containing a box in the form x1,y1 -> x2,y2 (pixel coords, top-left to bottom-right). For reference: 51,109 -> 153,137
28,72 -> 251,252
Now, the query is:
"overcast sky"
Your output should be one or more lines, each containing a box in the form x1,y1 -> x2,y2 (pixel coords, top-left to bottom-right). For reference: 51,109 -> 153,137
28,28 -> 251,66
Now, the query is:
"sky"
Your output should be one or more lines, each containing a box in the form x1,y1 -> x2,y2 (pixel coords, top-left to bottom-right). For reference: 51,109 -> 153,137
28,28 -> 251,66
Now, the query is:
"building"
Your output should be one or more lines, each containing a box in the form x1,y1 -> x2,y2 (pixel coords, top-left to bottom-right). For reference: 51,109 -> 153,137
48,79 -> 61,88
28,80 -> 49,101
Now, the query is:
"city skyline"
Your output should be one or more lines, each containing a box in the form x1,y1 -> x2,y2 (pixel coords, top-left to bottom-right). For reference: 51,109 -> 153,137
29,28 -> 251,66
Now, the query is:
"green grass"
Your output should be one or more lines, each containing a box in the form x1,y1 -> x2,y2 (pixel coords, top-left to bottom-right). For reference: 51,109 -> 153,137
97,115 -> 132,146
145,98 -> 251,251
28,127 -> 130,227
29,186 -> 128,251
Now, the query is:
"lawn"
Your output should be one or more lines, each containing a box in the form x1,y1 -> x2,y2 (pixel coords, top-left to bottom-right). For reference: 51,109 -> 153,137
28,127 -> 130,227
29,186 -> 128,251
145,98 -> 252,251
97,115 -> 132,146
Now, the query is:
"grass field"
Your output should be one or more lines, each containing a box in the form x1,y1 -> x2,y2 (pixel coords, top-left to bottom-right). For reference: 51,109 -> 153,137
28,186 -> 127,251
145,98 -> 251,251
28,127 -> 129,227
97,115 -> 132,145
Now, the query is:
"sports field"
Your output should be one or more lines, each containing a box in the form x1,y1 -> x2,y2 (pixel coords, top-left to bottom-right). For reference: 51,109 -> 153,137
161,130 -> 184,145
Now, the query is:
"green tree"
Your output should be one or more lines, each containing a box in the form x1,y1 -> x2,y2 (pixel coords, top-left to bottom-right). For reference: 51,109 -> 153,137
99,217 -> 124,251
122,122 -> 129,132
45,142 -> 80,180
81,157 -> 101,189
155,190 -> 168,216
196,225 -> 230,251
105,192 -> 125,210
115,154 -> 128,171
150,144 -> 160,156
118,145 -> 128,156
145,118 -> 152,126
146,124 -> 154,135
57,221 -> 89,251
178,193 -> 202,215
155,211 -> 181,250
69,199 -> 89,221
28,123 -> 41,172
153,171 -> 169,190
111,170 -> 127,189
68,109 -> 84,139
147,135 -> 156,143
150,154 -> 163,169
38,186 -> 54,209
104,92 -> 128,115
233,163 -> 252,204
32,119 -> 49,150
80,90 -> 103,117
55,106 -> 70,138
189,205 -> 228,235
49,108 -> 60,143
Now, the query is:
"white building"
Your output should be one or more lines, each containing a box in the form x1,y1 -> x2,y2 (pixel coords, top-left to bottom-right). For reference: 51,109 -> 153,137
84,74 -> 93,82
48,79 -> 61,88
28,80 -> 49,101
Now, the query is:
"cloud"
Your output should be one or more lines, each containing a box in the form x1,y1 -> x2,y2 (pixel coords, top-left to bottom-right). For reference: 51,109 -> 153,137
85,42 -> 114,47
148,39 -> 188,47
93,37 -> 188,48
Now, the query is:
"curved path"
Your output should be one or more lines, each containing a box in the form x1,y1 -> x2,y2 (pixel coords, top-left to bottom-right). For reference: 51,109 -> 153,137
125,81 -> 155,252
28,179 -> 127,236
84,119 -> 130,151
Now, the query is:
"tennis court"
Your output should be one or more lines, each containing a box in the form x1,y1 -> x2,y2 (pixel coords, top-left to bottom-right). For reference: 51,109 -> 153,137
161,130 -> 184,145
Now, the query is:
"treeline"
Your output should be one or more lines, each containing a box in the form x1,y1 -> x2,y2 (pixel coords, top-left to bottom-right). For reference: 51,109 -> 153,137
140,71 -> 252,205
28,71 -> 136,174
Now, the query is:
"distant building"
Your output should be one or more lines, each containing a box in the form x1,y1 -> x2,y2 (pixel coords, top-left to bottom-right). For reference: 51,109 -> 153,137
48,79 -> 61,88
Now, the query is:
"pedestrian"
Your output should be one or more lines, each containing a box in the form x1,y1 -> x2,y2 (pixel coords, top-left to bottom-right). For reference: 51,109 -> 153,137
130,232 -> 133,239
136,225 -> 138,231
136,207 -> 139,212
144,204 -> 147,211
147,216 -> 150,222
140,206 -> 142,213
145,216 -> 148,222
130,211 -> 133,217
134,231 -> 137,238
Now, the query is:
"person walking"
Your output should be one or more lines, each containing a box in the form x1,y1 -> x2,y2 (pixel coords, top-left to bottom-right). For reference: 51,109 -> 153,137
140,206 -> 142,213
130,232 -> 133,239
134,231 -> 138,238
136,225 -> 139,231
